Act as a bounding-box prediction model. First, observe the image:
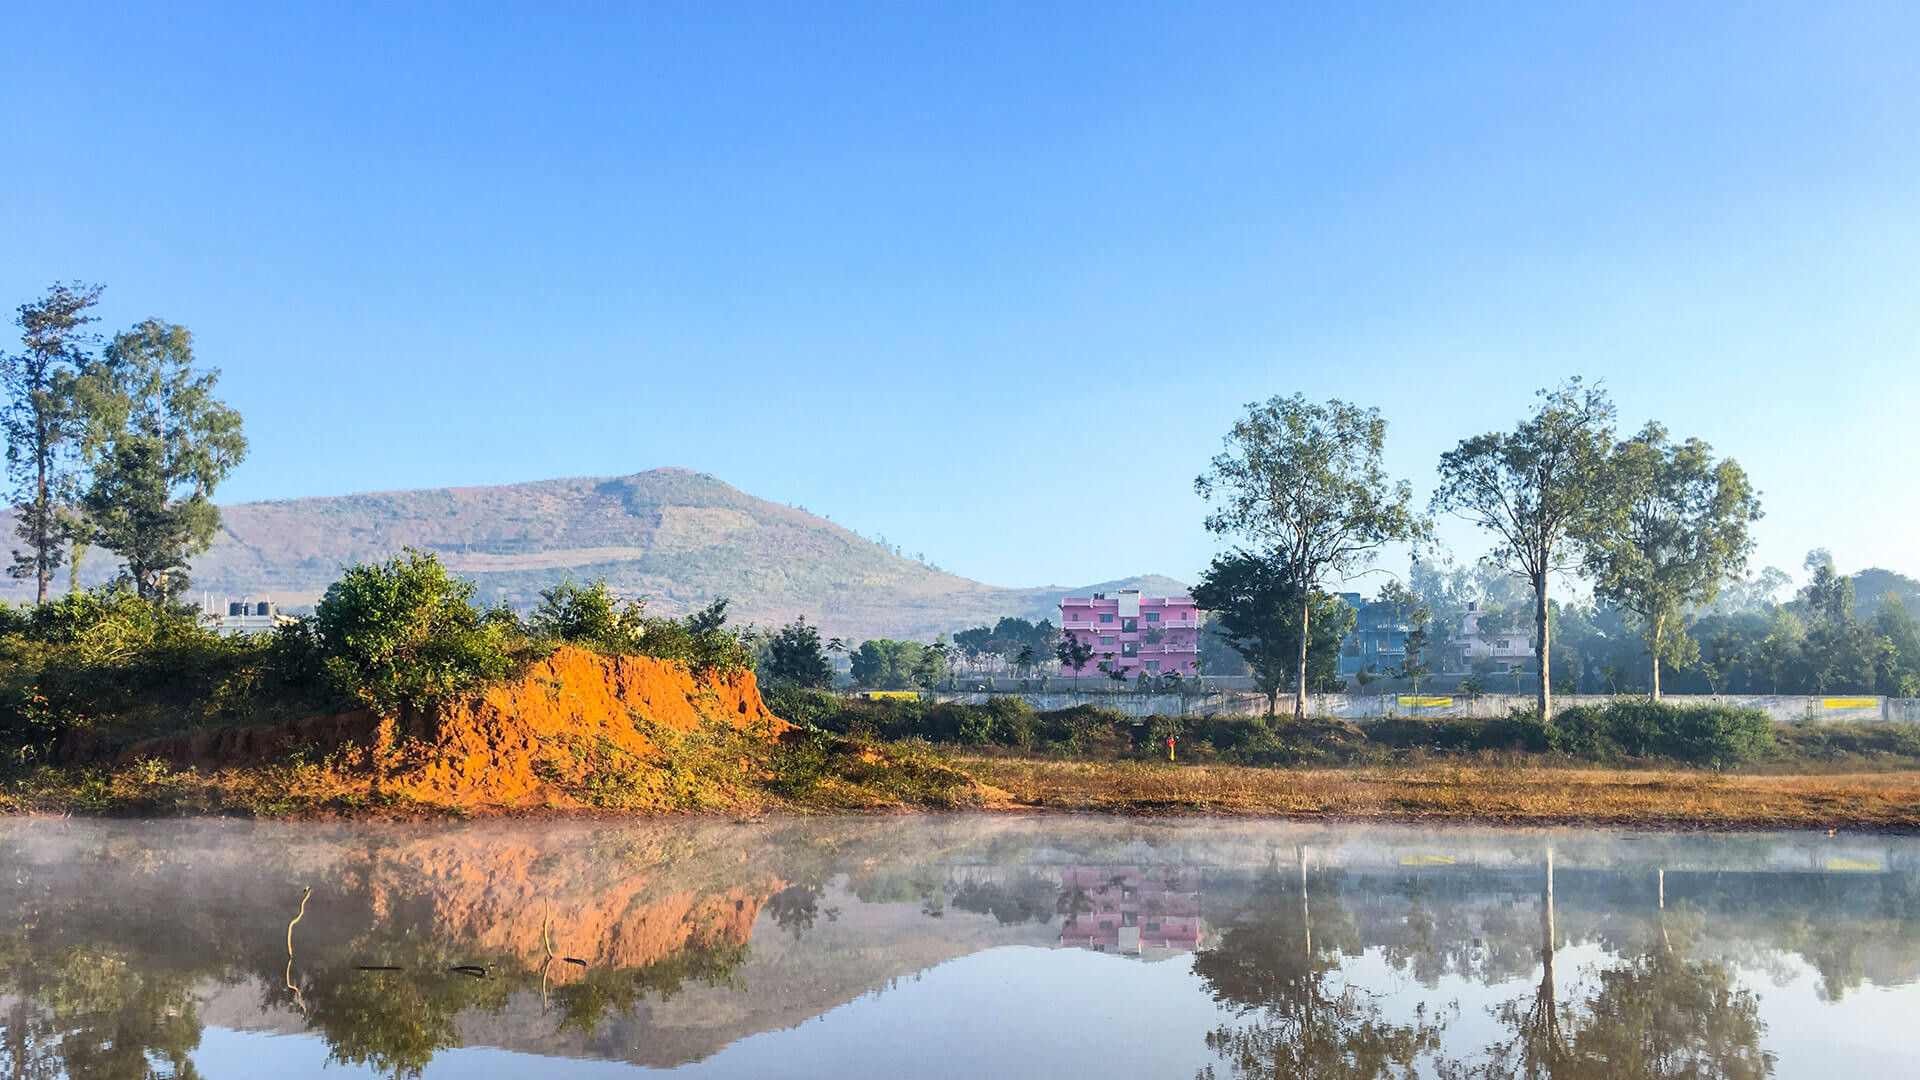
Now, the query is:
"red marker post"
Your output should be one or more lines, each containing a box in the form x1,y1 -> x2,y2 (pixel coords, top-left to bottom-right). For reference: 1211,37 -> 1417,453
1166,736 -> 1176,762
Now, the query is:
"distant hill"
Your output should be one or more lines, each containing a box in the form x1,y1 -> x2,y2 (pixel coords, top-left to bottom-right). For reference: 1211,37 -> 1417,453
0,468 -> 1186,642
1854,568 -> 1920,620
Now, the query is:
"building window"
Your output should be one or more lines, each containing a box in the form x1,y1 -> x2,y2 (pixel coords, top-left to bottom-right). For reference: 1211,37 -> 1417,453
1099,613 -> 1114,623
1121,617 -> 1137,632
1099,920 -> 1114,931
1145,612 -> 1160,622
1070,612 -> 1081,620
1145,922 -> 1160,932
1145,661 -> 1159,671
1099,636 -> 1115,646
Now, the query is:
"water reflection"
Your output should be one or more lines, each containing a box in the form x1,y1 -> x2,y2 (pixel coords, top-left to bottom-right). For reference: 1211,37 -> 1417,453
1,817 -> 1916,1078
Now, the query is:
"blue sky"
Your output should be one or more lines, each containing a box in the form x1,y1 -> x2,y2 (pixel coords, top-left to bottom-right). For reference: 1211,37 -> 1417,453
5,2 -> 1917,592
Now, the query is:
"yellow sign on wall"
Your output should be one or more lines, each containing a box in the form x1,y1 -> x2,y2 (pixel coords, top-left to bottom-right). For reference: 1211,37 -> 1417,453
1398,696 -> 1453,708
1828,858 -> 1882,872
1822,697 -> 1879,709
1400,854 -> 1456,866
863,691 -> 921,700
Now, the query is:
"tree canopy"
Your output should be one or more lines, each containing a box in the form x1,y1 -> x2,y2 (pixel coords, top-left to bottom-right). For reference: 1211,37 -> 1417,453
1197,394 -> 1424,717
1433,378 -> 1615,717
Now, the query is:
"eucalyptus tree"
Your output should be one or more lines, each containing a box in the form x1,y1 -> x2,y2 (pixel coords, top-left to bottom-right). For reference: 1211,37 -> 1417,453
1433,379 -> 1615,718
78,319 -> 247,604
3,282 -> 103,602
1581,423 -> 1761,699
1196,394 -> 1426,719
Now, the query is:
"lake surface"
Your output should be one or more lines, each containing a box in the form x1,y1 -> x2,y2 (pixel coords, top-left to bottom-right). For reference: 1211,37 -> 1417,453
2,815 -> 1917,1078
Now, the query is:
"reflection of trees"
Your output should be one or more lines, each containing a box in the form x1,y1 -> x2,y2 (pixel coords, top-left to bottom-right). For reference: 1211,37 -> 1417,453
1,947 -> 205,1080
949,873 -> 1060,926
1194,849 -> 1447,1080
1451,857 -> 1773,1080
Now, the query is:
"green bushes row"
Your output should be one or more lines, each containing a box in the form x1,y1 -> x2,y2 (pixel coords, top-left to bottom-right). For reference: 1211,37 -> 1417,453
1,550 -> 757,753
760,689 -> 1783,768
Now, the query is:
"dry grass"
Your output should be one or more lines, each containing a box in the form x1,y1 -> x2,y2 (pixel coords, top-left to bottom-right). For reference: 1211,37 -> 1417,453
961,757 -> 1920,830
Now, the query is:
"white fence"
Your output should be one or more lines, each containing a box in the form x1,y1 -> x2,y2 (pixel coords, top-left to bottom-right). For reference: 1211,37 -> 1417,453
917,689 -> 1920,724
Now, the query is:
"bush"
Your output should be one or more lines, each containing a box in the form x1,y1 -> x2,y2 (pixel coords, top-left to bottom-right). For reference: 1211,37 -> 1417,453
313,548 -> 518,718
1530,700 -> 1774,766
529,579 -> 645,653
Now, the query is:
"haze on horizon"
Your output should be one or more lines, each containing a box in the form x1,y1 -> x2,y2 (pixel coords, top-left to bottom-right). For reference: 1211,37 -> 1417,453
5,3 -> 1916,594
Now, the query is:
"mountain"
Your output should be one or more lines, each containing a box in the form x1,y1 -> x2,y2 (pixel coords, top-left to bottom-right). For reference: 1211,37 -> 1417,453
0,468 -> 1185,641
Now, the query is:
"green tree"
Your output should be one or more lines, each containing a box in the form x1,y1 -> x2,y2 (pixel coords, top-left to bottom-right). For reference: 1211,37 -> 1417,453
1582,423 -> 1761,699
3,283 -> 103,603
765,615 -> 834,688
1797,553 -> 1889,694
1433,378 -> 1615,718
1054,630 -> 1095,677
1196,394 -> 1425,718
76,319 -> 247,604
529,578 -> 645,652
1377,580 -> 1433,695
313,548 -> 517,718
1192,551 -> 1354,717
1755,607 -> 1805,694
1875,594 -> 1920,698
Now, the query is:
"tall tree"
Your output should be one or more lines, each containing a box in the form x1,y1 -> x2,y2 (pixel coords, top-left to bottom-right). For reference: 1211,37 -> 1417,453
1196,394 -> 1425,718
78,319 -> 248,604
3,283 -> 103,602
765,615 -> 834,688
1192,551 -> 1355,717
1582,423 -> 1761,699
1433,379 -> 1615,718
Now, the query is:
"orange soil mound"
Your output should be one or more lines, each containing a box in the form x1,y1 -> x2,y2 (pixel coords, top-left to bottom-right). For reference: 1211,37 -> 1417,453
118,646 -> 788,811
387,646 -> 786,806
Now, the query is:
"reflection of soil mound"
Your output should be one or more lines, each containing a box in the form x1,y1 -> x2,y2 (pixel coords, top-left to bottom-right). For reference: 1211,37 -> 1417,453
346,831 -> 781,973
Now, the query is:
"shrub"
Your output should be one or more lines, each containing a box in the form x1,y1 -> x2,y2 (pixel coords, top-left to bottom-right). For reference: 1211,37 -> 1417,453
313,548 -> 518,717
529,579 -> 646,654
1529,700 -> 1774,766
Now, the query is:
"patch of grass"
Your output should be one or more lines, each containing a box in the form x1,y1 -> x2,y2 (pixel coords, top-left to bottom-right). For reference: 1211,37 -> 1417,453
957,756 -> 1920,829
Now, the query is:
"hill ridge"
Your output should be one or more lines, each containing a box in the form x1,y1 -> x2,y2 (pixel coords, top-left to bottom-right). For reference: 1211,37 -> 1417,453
2,467 -> 1186,641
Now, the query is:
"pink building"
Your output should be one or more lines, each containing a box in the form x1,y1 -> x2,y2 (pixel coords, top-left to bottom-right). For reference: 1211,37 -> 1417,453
1059,589 -> 1199,678
1058,865 -> 1203,955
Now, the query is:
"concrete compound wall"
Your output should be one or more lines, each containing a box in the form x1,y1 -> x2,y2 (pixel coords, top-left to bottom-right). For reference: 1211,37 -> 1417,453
920,689 -> 1920,724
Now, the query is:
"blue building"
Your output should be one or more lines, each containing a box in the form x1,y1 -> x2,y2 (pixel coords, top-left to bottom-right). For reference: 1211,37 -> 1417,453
1334,592 -> 1412,680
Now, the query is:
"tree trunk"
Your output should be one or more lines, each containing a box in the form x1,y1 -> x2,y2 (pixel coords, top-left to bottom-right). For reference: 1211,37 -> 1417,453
34,456 -> 50,604
1295,589 -> 1311,720
1533,569 -> 1551,719
1649,613 -> 1664,701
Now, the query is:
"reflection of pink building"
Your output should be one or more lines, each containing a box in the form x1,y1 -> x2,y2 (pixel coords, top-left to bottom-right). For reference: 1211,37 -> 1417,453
1059,590 -> 1199,678
1058,866 -> 1202,956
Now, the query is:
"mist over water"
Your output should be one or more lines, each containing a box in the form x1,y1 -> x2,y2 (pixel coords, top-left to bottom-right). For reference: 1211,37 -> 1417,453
3,816 -> 1916,1078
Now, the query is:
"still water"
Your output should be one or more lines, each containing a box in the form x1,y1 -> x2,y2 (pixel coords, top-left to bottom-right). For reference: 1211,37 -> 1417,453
2,815 -> 1917,1078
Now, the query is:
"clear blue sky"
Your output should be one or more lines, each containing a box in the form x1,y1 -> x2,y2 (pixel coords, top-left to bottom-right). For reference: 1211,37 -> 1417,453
5,2 -> 1917,592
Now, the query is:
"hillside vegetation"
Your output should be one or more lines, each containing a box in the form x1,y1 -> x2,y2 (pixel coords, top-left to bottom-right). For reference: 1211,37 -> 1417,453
1,468 -> 1181,641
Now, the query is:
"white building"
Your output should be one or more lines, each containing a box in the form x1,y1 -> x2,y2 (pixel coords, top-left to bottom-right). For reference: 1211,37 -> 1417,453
1447,602 -> 1535,674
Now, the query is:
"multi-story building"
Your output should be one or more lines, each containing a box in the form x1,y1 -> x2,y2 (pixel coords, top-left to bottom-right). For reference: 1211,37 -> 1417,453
1446,601 -> 1534,674
1335,591 -> 1412,680
1058,589 -> 1199,678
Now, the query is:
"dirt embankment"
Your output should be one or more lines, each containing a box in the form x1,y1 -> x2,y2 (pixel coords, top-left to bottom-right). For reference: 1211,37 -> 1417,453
112,646 -> 790,811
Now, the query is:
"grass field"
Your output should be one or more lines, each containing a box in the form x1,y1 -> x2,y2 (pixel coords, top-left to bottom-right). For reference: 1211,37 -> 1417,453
961,757 -> 1920,830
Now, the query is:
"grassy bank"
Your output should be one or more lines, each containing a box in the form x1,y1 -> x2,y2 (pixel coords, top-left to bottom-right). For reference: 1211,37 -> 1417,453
9,738 -> 1920,829
963,758 -> 1920,830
